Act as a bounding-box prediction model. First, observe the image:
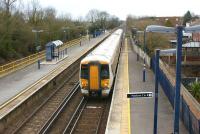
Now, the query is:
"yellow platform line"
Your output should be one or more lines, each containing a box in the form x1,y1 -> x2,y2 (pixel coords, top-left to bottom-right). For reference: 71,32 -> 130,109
126,38 -> 131,134
120,38 -> 131,134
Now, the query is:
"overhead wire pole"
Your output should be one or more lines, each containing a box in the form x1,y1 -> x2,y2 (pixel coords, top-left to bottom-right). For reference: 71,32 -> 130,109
63,30 -> 67,42
62,27 -> 69,43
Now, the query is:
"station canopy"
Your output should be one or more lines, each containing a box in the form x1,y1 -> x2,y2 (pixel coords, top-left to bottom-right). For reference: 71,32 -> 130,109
52,40 -> 63,47
182,42 -> 200,48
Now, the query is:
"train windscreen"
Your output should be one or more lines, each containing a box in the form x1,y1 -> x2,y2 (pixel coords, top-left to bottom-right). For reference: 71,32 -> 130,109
101,64 -> 109,79
81,64 -> 89,79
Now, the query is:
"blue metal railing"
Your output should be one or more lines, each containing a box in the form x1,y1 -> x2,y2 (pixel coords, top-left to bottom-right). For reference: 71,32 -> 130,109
131,37 -> 200,134
151,55 -> 200,134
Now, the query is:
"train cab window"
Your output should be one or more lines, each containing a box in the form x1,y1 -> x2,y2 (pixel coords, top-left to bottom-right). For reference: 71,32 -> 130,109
101,64 -> 109,79
81,65 -> 89,79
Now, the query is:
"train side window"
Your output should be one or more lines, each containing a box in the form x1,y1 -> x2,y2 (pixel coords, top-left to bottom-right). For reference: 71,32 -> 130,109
81,65 -> 88,79
101,64 -> 109,79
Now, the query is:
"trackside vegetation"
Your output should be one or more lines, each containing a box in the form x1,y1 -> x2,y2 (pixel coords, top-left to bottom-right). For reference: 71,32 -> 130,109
0,0 -> 120,65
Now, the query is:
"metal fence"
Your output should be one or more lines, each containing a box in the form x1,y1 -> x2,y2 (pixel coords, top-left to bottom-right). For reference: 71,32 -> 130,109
131,37 -> 200,134
151,55 -> 200,134
0,36 -> 86,77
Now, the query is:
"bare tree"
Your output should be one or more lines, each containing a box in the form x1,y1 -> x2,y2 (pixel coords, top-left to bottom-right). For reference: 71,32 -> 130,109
86,9 -> 100,23
44,7 -> 56,21
2,0 -> 17,16
99,11 -> 109,29
25,0 -> 43,26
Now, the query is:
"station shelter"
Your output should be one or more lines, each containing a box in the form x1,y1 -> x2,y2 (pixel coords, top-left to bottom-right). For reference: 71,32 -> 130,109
93,29 -> 104,38
46,40 -> 63,61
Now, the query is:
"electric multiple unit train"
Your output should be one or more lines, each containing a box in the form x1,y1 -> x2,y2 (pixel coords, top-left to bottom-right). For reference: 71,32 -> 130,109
79,29 -> 123,97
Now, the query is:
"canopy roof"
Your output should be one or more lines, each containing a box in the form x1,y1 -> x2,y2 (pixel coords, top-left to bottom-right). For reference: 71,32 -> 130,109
52,40 -> 63,47
183,42 -> 200,48
46,40 -> 63,48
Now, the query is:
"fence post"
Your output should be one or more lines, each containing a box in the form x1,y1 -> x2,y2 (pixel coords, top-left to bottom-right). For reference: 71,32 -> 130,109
143,64 -> 146,82
137,53 -> 139,61
199,120 -> 200,134
180,95 -> 184,123
188,105 -> 192,134
38,60 -> 40,69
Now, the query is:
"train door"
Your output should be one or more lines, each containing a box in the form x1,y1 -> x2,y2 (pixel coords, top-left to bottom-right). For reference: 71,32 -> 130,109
89,65 -> 99,90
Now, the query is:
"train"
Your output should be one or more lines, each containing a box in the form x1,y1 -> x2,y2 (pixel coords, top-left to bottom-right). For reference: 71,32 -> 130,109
79,29 -> 123,97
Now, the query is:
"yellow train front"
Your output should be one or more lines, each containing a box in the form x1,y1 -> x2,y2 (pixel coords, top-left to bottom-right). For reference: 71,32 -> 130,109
80,29 -> 123,97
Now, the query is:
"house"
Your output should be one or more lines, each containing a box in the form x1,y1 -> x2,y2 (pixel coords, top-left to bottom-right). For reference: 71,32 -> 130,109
191,19 -> 200,41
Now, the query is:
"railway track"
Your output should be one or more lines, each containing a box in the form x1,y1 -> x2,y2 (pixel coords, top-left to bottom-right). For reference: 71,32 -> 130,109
11,69 -> 82,134
11,76 -> 111,134
38,85 -> 84,134
65,98 -> 112,134
38,96 -> 111,134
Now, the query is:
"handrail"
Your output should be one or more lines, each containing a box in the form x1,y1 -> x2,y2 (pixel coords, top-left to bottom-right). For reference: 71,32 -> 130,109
0,36 -> 87,77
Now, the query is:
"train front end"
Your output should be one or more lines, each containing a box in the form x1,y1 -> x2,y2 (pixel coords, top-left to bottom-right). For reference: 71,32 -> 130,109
80,60 -> 111,97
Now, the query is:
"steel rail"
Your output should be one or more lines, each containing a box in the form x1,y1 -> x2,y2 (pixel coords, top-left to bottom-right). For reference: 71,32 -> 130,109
62,98 -> 87,134
39,83 -> 80,134
11,69 -> 79,134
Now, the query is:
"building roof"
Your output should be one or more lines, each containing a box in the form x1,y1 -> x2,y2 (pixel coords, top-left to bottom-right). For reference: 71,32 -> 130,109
52,40 -> 63,47
170,40 -> 177,43
183,42 -> 200,48
183,31 -> 192,37
46,40 -> 63,47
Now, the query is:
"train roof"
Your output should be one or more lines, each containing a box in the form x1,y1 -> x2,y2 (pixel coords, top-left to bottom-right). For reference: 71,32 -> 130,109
81,29 -> 123,64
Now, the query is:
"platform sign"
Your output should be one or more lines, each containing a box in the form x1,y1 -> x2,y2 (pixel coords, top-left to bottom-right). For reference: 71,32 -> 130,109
127,92 -> 153,98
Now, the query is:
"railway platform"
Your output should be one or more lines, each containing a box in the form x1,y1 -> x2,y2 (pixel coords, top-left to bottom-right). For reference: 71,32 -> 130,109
106,38 -> 188,134
0,33 -> 108,106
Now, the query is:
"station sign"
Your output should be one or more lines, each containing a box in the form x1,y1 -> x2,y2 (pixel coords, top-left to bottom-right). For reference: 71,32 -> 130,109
127,92 -> 153,98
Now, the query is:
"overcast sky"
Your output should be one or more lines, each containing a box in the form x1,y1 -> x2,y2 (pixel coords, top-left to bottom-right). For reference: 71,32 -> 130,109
35,0 -> 200,20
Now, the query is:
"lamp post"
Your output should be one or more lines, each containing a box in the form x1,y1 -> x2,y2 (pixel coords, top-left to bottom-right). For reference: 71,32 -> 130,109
145,24 -> 200,134
146,25 -> 176,134
143,30 -> 146,82
32,29 -> 43,69
32,29 -> 43,51
136,30 -> 146,82
86,29 -> 90,41
62,27 -> 69,42
63,30 -> 66,42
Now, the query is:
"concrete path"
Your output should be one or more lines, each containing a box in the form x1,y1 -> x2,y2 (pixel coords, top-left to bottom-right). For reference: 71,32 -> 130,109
105,38 -> 130,134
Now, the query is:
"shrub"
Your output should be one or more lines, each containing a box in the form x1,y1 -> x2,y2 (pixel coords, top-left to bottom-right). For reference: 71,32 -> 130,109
189,81 -> 200,100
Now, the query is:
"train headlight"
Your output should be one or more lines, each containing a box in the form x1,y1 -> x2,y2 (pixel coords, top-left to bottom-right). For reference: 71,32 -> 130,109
81,79 -> 88,88
101,79 -> 109,89
104,83 -> 108,87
